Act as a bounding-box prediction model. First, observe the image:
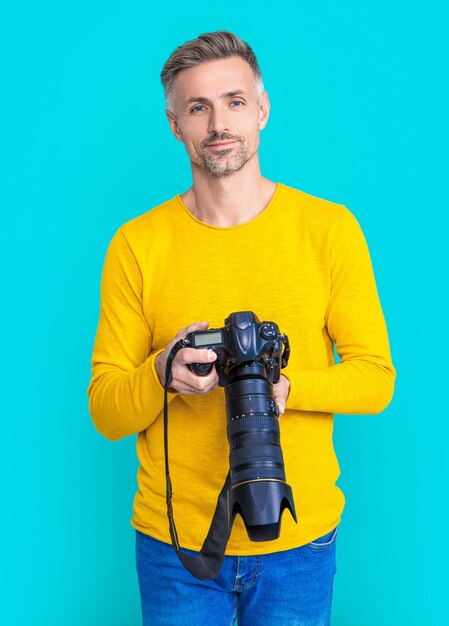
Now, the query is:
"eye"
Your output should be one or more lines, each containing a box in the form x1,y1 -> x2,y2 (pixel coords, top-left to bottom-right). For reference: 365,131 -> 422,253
230,100 -> 244,107
191,105 -> 206,113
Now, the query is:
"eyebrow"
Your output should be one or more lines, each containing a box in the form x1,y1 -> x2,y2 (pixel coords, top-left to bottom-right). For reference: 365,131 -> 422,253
184,90 -> 248,108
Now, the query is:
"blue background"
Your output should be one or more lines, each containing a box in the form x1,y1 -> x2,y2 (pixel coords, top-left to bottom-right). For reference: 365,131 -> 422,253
1,1 -> 447,623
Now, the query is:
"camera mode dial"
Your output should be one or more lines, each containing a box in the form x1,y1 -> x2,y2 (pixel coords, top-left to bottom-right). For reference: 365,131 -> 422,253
259,322 -> 277,339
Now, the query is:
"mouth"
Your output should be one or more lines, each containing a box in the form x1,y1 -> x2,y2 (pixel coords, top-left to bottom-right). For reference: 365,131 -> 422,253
206,140 -> 238,149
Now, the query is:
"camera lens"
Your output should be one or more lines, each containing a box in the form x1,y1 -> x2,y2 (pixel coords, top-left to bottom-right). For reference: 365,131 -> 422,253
225,363 -> 296,541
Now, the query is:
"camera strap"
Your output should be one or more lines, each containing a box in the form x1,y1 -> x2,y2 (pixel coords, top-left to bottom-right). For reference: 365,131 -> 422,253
163,341 -> 232,580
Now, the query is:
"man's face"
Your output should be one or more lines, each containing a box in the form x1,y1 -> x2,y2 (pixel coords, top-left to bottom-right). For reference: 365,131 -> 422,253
166,57 -> 270,178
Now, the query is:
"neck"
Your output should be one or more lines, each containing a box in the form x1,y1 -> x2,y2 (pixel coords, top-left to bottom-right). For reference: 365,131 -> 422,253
180,157 -> 277,227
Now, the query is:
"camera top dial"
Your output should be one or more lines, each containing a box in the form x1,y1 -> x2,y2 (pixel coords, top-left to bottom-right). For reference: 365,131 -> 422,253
259,322 -> 277,339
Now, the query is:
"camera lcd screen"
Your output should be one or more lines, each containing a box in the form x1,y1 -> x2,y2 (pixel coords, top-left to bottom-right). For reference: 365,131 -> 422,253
194,331 -> 222,346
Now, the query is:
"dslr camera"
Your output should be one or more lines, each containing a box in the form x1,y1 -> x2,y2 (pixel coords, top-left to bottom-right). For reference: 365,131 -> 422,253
184,311 -> 297,541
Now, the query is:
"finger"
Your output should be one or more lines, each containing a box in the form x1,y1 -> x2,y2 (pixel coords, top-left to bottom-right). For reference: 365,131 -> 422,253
174,381 -> 218,396
178,362 -> 218,386
276,400 -> 286,417
192,371 -> 219,393
273,389 -> 286,417
176,347 -> 217,365
176,321 -> 209,340
172,368 -> 219,395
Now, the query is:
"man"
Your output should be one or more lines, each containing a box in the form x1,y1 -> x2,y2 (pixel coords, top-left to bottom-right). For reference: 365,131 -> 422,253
88,31 -> 395,625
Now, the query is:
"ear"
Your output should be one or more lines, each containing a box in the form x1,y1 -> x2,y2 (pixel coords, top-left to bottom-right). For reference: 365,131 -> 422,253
165,109 -> 184,143
258,92 -> 270,131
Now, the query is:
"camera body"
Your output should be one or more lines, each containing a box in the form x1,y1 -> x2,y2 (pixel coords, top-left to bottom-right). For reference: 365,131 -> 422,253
185,311 -> 290,387
184,311 -> 296,542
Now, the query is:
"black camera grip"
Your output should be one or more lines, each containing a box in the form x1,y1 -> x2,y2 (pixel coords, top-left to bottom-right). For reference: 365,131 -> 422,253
188,362 -> 214,376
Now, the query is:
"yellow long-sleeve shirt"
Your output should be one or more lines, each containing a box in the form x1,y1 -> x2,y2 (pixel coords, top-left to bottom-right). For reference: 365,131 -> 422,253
87,182 -> 395,554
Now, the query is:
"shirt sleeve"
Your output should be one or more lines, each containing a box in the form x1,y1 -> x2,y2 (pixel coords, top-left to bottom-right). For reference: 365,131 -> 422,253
285,206 -> 396,414
87,228 -> 177,440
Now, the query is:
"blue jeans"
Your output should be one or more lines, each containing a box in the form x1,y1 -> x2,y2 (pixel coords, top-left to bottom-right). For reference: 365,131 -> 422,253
135,526 -> 338,626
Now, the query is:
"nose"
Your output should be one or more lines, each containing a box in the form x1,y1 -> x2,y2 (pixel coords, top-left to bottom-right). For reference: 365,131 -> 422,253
207,106 -> 230,135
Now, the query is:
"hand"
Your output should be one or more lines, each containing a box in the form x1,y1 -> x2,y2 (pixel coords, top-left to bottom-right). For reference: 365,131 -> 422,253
155,321 -> 219,395
273,374 -> 290,417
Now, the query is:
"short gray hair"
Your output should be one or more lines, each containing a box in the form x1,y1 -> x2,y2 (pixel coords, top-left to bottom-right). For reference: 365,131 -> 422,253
160,31 -> 265,113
